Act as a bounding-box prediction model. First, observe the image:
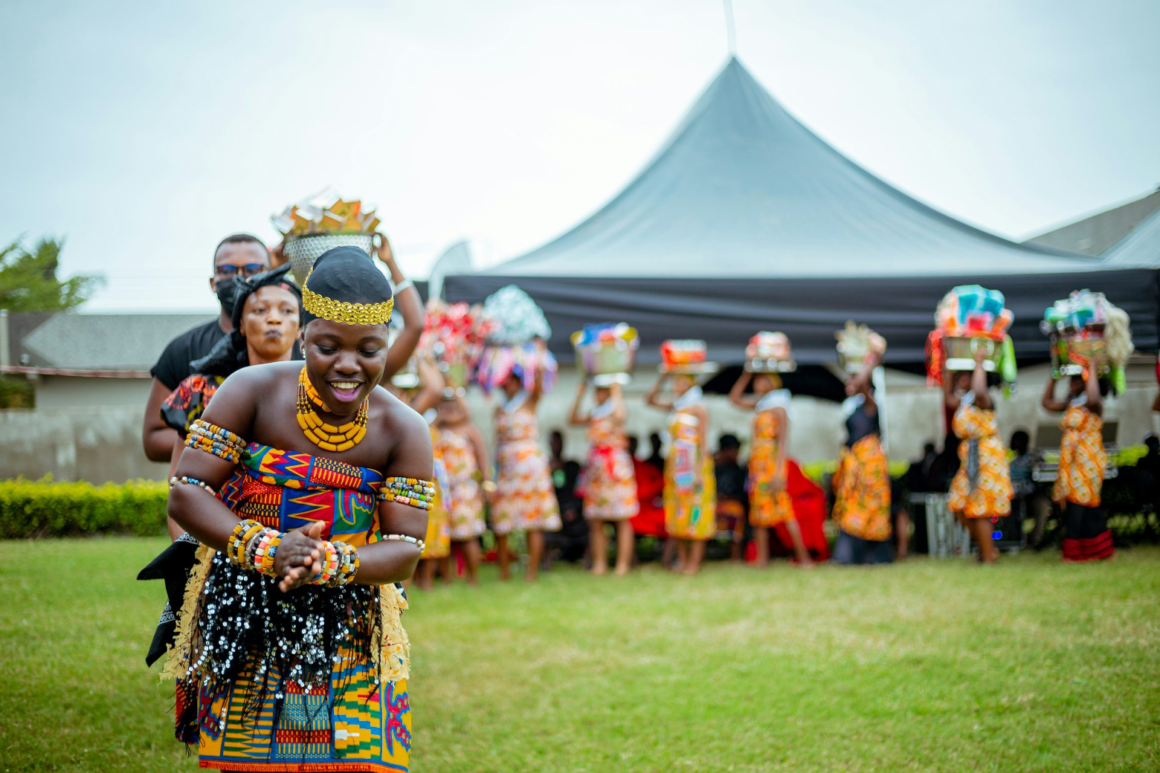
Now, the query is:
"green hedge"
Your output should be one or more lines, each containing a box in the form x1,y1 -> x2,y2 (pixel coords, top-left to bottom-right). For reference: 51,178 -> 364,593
0,477 -> 168,539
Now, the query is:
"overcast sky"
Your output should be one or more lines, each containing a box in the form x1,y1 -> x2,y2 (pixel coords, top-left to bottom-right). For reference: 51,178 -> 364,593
2,0 -> 1157,312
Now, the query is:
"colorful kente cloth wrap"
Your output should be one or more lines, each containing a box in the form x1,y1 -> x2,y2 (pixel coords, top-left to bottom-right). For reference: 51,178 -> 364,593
1054,404 -> 1105,507
949,404 -> 1013,518
161,374 -> 226,436
581,412 -> 638,521
421,427 -> 452,560
164,443 -> 412,773
493,407 -> 561,534
435,428 -> 486,540
749,409 -> 794,528
664,407 -> 716,540
832,435 -> 891,541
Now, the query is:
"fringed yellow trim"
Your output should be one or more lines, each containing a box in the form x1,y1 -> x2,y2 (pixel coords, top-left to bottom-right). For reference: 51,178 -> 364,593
375,584 -> 410,682
161,545 -> 215,681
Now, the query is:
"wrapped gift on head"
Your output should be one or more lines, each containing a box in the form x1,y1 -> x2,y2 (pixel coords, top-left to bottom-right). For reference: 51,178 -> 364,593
745,331 -> 796,373
475,285 -> 556,394
934,285 -> 1013,373
835,322 -> 886,374
421,299 -> 492,388
1041,290 -> 1133,384
572,323 -> 639,385
660,339 -> 717,375
271,188 -> 381,285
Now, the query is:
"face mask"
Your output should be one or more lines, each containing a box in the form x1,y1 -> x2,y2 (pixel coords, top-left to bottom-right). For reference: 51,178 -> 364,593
215,277 -> 242,315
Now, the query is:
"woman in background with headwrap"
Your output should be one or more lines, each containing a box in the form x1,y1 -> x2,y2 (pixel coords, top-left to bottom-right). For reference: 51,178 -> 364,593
730,371 -> 813,567
1042,368 -> 1112,562
646,373 -> 716,575
491,341 -> 562,581
435,390 -> 490,585
945,347 -> 1012,564
570,379 -> 638,575
162,247 -> 431,772
832,352 -> 893,565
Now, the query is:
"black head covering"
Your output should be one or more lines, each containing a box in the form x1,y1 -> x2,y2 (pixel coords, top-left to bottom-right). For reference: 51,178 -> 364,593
302,246 -> 394,327
190,264 -> 303,377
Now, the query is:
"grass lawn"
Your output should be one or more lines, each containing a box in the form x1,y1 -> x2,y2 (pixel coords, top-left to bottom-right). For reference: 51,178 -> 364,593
1,539 -> 1157,772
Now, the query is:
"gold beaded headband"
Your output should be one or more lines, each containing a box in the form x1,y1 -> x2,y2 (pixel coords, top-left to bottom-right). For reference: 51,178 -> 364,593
302,285 -> 394,326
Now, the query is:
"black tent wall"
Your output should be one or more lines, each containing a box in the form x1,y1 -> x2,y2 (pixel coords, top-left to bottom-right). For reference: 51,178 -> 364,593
443,268 -> 1159,368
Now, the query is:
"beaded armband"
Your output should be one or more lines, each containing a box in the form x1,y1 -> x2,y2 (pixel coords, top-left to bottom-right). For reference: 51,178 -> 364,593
186,420 -> 247,465
379,477 -> 436,510
384,533 -> 426,554
169,476 -> 216,496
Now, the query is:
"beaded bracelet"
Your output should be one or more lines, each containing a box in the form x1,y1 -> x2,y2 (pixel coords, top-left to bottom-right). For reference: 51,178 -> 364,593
379,477 -> 436,510
384,533 -> 426,554
225,519 -> 282,578
186,420 -> 247,465
331,541 -> 360,587
169,476 -> 216,496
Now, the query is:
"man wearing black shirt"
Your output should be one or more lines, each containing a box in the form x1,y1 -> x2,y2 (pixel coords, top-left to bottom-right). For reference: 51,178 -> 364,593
141,234 -> 270,462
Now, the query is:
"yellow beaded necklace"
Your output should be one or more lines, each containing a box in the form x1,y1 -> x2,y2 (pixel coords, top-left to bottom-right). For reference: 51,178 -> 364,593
296,367 -> 369,452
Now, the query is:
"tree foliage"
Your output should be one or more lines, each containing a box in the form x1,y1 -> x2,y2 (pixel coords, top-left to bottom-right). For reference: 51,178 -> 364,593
0,236 -> 102,313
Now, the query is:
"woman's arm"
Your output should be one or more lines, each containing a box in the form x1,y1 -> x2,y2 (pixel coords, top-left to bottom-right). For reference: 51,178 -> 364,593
410,354 -> 445,416
728,370 -> 756,409
943,362 -> 961,412
646,374 -> 673,410
1085,366 -> 1104,417
695,404 -> 710,475
357,407 -> 434,586
971,348 -> 992,410
568,378 -> 589,426
1041,373 -> 1066,412
773,406 -> 789,490
378,235 -> 424,379
610,382 -> 628,424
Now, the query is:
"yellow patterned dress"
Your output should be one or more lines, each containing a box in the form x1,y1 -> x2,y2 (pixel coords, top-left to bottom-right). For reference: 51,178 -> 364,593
493,406 -> 562,533
832,435 -> 891,541
664,408 -> 716,540
582,411 -> 639,521
436,428 -> 486,540
949,403 -> 1013,518
1054,403 -> 1105,507
749,408 -> 794,527
421,426 -> 452,560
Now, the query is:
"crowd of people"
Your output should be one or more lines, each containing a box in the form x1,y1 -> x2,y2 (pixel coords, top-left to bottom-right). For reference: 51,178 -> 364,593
135,231 -> 1146,772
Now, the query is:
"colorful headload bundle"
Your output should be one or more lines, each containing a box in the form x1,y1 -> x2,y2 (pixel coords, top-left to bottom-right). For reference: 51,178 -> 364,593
271,189 -> 381,285
745,331 -> 796,373
475,285 -> 556,394
1041,290 -> 1133,393
926,285 -> 1017,386
571,323 -> 639,386
835,321 -> 887,374
421,299 -> 493,388
659,339 -> 718,375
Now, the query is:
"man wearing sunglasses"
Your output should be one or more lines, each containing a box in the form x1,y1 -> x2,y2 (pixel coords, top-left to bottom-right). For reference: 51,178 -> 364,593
140,233 -> 271,462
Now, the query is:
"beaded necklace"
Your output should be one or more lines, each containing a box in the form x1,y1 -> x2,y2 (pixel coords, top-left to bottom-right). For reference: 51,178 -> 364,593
296,367 -> 369,452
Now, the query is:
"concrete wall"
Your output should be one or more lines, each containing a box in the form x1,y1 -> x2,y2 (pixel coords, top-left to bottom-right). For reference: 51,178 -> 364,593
0,407 -> 168,483
33,375 -> 154,410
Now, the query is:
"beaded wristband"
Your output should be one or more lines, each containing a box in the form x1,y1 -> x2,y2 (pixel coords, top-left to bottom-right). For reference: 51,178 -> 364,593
384,533 -> 426,554
225,519 -> 284,578
169,476 -> 216,496
332,541 -> 360,586
379,477 -> 436,510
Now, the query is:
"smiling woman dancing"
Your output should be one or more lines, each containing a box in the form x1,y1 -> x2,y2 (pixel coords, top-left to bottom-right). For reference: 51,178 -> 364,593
163,247 -> 432,772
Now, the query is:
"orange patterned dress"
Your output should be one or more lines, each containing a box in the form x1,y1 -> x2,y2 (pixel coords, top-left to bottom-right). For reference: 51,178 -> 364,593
832,435 -> 891,541
436,428 -> 486,540
493,406 -> 561,533
949,404 -> 1013,518
749,408 -> 794,527
582,411 -> 638,521
1054,403 -> 1105,507
421,426 -> 452,559
664,408 -> 716,540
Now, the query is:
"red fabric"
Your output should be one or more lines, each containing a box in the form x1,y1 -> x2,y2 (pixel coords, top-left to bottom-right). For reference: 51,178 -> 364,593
1062,531 -> 1114,562
630,459 -> 667,538
769,460 -> 830,561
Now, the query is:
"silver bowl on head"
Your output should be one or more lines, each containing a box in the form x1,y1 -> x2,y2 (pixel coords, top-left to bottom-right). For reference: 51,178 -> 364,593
284,232 -> 376,285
